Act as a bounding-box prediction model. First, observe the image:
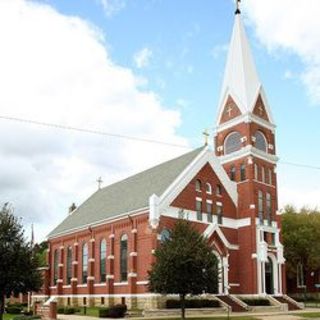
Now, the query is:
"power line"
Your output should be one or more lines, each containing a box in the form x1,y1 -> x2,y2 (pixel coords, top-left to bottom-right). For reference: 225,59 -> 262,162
0,114 -> 320,171
0,115 -> 190,149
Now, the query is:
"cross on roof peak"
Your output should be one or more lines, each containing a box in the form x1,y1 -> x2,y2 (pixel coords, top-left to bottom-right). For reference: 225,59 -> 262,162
235,0 -> 241,15
97,177 -> 103,190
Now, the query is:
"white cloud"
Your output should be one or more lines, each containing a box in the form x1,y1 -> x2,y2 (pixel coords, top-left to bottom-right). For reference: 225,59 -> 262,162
134,47 -> 153,69
244,0 -> 320,105
0,0 -> 188,242
99,0 -> 126,17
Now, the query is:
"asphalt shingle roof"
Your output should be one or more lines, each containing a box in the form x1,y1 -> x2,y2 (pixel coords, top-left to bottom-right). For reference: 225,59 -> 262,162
48,147 -> 204,238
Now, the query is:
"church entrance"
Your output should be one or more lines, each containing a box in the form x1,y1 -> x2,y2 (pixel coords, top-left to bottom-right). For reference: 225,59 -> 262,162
265,257 -> 274,294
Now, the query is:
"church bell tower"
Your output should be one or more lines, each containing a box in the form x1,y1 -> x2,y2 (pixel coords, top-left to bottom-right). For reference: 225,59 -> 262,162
214,5 -> 285,295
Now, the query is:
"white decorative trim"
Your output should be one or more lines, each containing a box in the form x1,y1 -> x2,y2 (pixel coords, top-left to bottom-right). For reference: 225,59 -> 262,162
107,255 -> 114,260
250,204 -> 256,209
128,273 -> 137,278
72,261 -> 78,265
241,136 -> 247,143
253,179 -> 276,188
40,293 -> 162,299
149,194 -> 160,229
130,252 -> 138,257
216,201 -> 223,206
89,258 -> 95,262
90,238 -> 95,243
77,284 -> 87,288
106,275 -> 114,279
151,249 -> 155,254
59,246 -> 64,250
196,196 -> 202,201
217,146 -> 224,152
71,278 -> 78,282
131,228 -> 137,234
87,276 -> 95,281
229,283 -> 240,287
94,283 -> 106,287
268,144 -> 274,150
63,285 -> 71,289
109,234 -> 115,239
74,242 -> 79,246
206,199 -> 213,204
57,279 -> 63,283
204,224 -> 239,250
58,263 -> 64,267
136,280 -> 149,285
114,282 -> 128,286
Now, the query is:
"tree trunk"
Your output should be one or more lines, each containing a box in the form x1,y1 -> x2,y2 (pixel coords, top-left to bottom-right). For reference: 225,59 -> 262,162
0,293 -> 5,320
180,294 -> 186,320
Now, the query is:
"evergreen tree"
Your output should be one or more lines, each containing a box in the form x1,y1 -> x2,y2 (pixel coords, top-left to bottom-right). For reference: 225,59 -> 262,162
0,203 -> 42,320
148,220 -> 218,319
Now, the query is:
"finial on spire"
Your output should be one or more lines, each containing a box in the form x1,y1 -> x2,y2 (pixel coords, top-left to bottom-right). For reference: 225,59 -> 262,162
202,129 -> 210,146
235,0 -> 241,15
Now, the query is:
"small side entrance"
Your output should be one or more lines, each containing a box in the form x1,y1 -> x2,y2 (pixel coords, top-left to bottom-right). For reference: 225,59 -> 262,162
265,257 -> 274,294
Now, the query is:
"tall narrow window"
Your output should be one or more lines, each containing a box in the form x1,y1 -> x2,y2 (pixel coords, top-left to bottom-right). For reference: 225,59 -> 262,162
230,166 -> 236,181
266,193 -> 272,225
120,234 -> 128,282
206,183 -> 212,194
258,191 -> 264,224
53,249 -> 59,285
206,201 -> 213,223
269,169 -> 273,185
100,239 -> 107,282
66,246 -> 72,285
261,167 -> 266,183
195,179 -> 202,192
217,203 -> 223,224
254,164 -> 258,180
216,184 -> 222,196
196,199 -> 202,221
240,163 -> 246,181
82,243 -> 88,284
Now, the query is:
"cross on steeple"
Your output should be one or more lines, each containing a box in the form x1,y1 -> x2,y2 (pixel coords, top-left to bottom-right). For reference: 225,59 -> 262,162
235,0 -> 241,15
202,129 -> 210,146
97,177 -> 103,190
258,105 -> 264,116
226,105 -> 233,117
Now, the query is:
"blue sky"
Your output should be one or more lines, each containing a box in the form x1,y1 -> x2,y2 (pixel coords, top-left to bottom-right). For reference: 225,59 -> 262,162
0,0 -> 320,241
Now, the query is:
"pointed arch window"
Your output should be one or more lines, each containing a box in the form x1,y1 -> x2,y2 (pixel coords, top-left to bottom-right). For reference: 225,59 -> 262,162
224,131 -> 242,155
195,179 -> 202,192
230,166 -> 236,181
254,164 -> 258,180
120,234 -> 128,282
100,239 -> 107,282
53,249 -> 59,285
66,246 -> 72,285
266,193 -> 272,225
206,183 -> 212,194
160,229 -> 170,243
261,167 -> 266,183
240,163 -> 246,181
258,191 -> 264,224
254,131 -> 267,152
82,243 -> 88,284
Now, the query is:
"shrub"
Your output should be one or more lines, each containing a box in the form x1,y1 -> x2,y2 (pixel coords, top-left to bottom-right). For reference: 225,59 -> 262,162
12,316 -> 41,320
166,299 -> 220,309
22,310 -> 33,316
57,306 -> 65,314
64,307 -> 76,314
241,298 -> 270,306
99,305 -> 127,318
6,306 -> 23,314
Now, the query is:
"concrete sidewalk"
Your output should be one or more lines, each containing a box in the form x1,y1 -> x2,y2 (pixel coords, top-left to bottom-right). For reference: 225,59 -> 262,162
57,308 -> 320,320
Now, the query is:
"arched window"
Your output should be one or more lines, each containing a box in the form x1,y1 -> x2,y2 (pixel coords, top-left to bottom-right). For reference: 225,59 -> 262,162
206,183 -> 212,194
224,131 -> 242,155
254,131 -> 267,152
230,166 -> 236,181
195,179 -> 201,192
53,249 -> 59,285
216,184 -> 222,196
254,164 -> 258,180
266,193 -> 272,225
120,234 -> 128,282
268,169 -> 273,185
66,246 -> 72,285
100,239 -> 107,282
82,243 -> 88,284
261,167 -> 266,183
258,191 -> 264,224
160,229 -> 170,243
240,163 -> 246,181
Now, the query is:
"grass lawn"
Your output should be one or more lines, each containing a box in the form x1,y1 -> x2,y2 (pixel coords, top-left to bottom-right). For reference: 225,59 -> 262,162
297,313 -> 320,318
3,314 -> 14,320
75,307 -> 100,317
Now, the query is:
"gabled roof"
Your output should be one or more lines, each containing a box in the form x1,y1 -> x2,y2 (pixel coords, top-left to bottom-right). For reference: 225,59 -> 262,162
48,147 -> 205,238
216,14 -> 274,125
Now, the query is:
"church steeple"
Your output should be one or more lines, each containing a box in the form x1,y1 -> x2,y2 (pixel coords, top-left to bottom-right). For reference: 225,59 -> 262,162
216,12 -> 274,125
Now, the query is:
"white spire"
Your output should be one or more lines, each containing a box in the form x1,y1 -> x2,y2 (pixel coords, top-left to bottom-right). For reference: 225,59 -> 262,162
217,14 -> 274,124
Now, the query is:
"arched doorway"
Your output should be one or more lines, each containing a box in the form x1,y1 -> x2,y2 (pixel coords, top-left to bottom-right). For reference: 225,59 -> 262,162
265,257 -> 274,294
212,251 -> 223,294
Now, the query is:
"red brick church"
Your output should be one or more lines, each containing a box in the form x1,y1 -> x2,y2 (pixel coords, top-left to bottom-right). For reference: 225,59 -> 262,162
34,9 -> 290,309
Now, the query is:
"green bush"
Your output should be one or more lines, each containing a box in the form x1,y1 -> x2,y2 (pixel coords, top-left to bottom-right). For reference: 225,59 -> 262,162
63,307 -> 76,314
6,306 -> 23,314
12,316 -> 41,320
57,306 -> 65,314
166,299 -> 220,309
22,310 -> 33,316
99,305 -> 127,318
241,298 -> 270,306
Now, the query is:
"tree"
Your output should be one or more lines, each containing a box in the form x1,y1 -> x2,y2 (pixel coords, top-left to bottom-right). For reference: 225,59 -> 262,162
0,203 -> 42,320
148,220 -> 218,319
33,241 -> 48,267
282,205 -> 320,279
